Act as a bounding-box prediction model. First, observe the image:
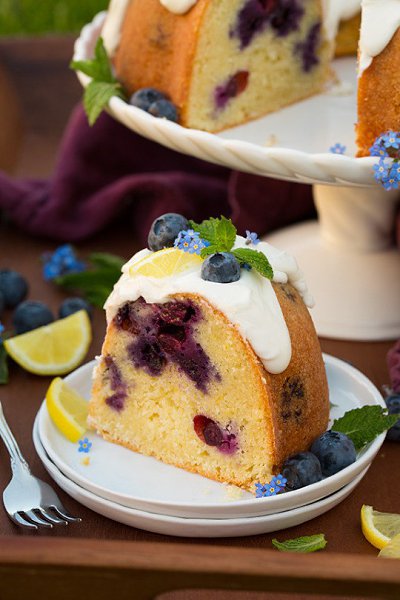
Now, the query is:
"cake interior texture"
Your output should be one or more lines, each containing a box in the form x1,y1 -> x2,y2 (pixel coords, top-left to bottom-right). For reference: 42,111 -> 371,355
114,0 -> 332,132
89,284 -> 329,491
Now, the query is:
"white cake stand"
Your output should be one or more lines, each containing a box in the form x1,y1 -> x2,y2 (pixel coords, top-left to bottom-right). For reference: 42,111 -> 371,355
74,12 -> 400,341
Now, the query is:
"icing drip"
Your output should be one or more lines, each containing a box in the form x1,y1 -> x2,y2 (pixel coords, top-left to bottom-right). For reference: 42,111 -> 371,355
102,0 -> 131,57
359,0 -> 400,75
159,0 -> 197,14
321,0 -> 361,42
105,236 -> 314,375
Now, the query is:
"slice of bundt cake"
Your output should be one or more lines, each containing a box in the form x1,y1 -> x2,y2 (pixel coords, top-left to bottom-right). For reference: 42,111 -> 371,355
356,0 -> 400,157
103,0 -> 333,132
89,215 -> 329,492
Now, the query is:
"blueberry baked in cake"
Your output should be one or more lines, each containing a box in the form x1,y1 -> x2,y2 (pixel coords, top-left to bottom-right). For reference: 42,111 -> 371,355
89,215 -> 329,491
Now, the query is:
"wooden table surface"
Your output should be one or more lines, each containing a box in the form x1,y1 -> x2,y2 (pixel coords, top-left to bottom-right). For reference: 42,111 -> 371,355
0,36 -> 399,600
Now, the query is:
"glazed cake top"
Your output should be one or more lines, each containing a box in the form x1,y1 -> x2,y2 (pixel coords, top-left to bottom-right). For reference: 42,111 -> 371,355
105,236 -> 314,376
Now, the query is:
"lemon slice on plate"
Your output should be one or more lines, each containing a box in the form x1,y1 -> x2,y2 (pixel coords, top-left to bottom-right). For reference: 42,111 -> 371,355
379,533 -> 400,559
4,310 -> 91,375
361,505 -> 400,550
46,377 -> 88,442
129,247 -> 202,278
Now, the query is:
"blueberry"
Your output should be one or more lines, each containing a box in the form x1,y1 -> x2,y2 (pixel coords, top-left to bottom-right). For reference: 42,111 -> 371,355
282,452 -> 323,490
0,269 -> 28,308
129,87 -> 166,111
0,291 -> 4,317
386,394 -> 400,442
201,253 -> 241,284
13,301 -> 54,335
148,99 -> 179,123
310,430 -> 356,477
148,213 -> 189,251
59,297 -> 93,320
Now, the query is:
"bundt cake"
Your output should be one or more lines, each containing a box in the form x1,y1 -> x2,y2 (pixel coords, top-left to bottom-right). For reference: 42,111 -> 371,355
100,0 -> 400,156
103,0 -> 334,132
89,216 -> 329,492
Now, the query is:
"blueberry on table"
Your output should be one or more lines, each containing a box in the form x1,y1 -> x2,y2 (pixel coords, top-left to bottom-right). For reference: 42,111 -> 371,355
59,297 -> 93,320
148,213 -> 189,251
129,88 -> 166,111
201,253 -> 241,284
13,301 -> 54,335
310,430 -> 356,477
282,452 -> 323,490
148,99 -> 179,123
386,394 -> 400,441
0,269 -> 28,308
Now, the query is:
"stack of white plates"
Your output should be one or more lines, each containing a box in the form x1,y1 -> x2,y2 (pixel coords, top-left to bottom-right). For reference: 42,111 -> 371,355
33,355 -> 385,537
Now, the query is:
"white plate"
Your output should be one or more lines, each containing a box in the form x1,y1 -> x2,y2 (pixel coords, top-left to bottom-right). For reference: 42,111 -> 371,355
37,354 -> 385,519
73,12 -> 377,187
33,420 -> 368,537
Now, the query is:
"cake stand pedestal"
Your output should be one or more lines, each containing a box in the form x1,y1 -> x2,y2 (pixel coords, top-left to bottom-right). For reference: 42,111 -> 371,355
266,185 -> 400,340
74,12 -> 400,341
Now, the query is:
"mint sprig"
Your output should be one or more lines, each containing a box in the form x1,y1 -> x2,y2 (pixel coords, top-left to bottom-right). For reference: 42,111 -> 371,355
332,405 -> 399,451
189,217 -> 274,280
70,37 -> 127,125
189,216 -> 237,253
272,534 -> 327,553
232,248 -> 273,280
55,252 -> 125,308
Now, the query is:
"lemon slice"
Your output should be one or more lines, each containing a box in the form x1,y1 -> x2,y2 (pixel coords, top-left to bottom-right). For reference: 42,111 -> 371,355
361,505 -> 400,550
4,310 -> 91,375
379,533 -> 400,559
129,247 -> 202,278
46,377 -> 88,442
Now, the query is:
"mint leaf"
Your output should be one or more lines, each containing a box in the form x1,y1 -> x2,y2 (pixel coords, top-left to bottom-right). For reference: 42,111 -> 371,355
83,80 -> 126,126
89,253 -> 125,271
190,217 -> 236,252
0,343 -> 8,385
332,406 -> 399,451
71,37 -> 127,125
272,534 -> 327,553
232,248 -> 274,279
70,37 -> 114,83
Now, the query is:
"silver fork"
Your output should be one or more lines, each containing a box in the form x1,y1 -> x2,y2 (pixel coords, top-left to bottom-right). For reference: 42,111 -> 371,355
0,401 -> 81,530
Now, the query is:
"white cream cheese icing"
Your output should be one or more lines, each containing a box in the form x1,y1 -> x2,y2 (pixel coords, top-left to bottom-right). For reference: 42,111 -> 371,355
105,236 -> 314,375
102,0 -> 130,57
159,0 -> 197,15
359,0 -> 400,74
321,0 -> 361,42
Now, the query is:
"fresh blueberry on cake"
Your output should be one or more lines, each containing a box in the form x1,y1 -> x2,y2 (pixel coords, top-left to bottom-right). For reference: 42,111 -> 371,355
89,215 -> 329,492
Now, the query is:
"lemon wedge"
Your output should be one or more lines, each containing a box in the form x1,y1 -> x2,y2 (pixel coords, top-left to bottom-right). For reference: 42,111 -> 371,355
46,377 -> 88,442
361,505 -> 400,550
129,247 -> 202,278
4,310 -> 91,375
379,533 -> 400,559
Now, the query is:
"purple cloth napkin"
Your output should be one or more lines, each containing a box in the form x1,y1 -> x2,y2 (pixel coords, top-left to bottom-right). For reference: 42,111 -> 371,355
0,104 -> 316,245
388,340 -> 400,393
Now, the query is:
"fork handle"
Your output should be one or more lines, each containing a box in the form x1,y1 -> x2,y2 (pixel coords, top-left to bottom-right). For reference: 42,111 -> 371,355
0,401 -> 30,473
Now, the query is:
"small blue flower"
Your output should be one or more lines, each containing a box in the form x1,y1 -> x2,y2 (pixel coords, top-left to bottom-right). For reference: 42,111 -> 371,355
369,142 -> 389,158
329,143 -> 346,155
42,244 -> 86,281
255,475 -> 286,498
373,158 -> 390,183
271,474 -> 287,492
78,437 -> 92,453
245,230 -> 260,246
0,323 -> 4,343
174,230 -> 209,255
381,131 -> 400,150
